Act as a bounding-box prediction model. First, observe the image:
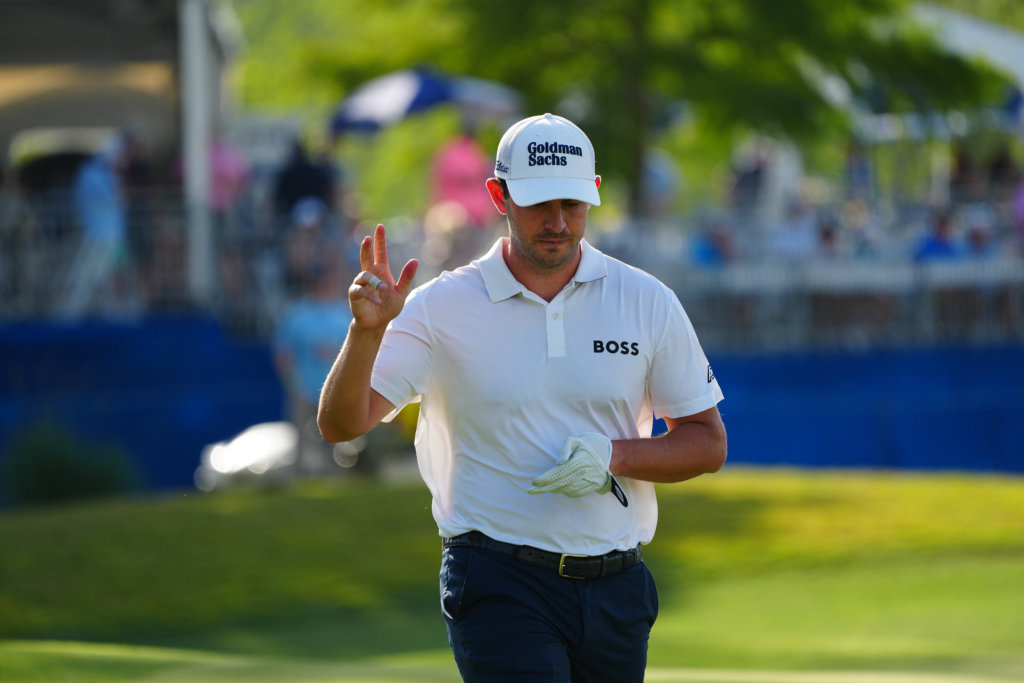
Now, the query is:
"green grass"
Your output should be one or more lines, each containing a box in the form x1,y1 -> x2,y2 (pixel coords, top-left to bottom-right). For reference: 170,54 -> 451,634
1,467 -> 1023,682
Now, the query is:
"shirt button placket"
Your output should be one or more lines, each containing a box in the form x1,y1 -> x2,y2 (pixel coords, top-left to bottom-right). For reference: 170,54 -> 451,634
547,303 -> 566,358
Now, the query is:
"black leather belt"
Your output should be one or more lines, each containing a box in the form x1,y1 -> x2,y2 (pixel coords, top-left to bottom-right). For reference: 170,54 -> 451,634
442,531 -> 642,580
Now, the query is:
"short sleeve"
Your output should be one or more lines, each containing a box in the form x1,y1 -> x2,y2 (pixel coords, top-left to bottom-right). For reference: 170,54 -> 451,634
647,287 -> 723,419
371,285 -> 434,422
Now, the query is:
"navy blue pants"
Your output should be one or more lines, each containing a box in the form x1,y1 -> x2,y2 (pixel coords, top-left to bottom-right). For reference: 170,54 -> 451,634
440,543 -> 659,682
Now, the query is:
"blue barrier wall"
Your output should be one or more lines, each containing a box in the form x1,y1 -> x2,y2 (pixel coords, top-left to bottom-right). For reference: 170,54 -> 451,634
710,347 -> 1024,473
0,317 -> 285,492
2,317 -> 1022,495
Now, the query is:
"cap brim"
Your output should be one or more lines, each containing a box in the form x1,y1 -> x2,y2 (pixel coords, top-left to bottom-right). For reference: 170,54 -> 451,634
506,177 -> 601,207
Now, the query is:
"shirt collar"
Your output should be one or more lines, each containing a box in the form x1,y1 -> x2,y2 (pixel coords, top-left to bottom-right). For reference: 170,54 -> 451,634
478,237 -> 608,303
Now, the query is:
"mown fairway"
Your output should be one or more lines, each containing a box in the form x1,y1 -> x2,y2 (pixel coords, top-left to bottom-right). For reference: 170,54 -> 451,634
1,466 -> 1022,682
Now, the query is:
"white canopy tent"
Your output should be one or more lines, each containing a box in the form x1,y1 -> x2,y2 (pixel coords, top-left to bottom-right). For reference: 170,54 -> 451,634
913,3 -> 1024,95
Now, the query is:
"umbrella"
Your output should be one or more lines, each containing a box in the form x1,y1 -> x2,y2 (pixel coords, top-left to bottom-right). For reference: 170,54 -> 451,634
330,69 -> 521,134
449,75 -> 523,123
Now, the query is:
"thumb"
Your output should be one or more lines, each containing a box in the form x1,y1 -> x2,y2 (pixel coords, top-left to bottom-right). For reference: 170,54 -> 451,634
558,435 -> 582,463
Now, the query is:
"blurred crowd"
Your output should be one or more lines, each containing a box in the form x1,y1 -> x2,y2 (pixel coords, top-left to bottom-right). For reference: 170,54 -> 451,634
676,141 -> 1024,270
0,126 -> 506,331
3,124 -> 1024,475
593,139 -> 1024,351
2,126 -> 1024,344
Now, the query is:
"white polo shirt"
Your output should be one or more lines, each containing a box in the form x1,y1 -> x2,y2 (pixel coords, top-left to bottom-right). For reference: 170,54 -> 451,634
371,238 -> 723,555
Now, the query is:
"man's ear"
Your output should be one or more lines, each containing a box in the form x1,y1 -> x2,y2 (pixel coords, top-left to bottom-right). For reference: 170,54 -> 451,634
486,177 -> 508,215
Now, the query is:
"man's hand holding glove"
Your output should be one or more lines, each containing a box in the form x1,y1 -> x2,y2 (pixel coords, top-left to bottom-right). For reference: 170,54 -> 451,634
529,433 -> 628,507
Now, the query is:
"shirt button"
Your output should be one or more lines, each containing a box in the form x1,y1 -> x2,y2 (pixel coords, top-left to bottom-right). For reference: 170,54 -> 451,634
552,312 -> 561,320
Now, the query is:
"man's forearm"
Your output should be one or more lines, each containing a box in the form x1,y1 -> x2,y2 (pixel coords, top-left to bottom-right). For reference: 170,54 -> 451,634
317,322 -> 386,443
609,409 -> 727,483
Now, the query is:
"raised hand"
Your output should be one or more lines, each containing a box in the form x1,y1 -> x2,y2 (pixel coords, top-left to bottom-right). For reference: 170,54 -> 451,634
349,224 -> 419,331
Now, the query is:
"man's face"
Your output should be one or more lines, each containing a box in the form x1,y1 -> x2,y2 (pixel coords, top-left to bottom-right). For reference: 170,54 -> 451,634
504,194 -> 590,272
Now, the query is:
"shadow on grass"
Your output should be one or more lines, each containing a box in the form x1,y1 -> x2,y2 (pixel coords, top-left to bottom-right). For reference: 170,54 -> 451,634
643,487 -> 771,607
0,479 -> 778,662
112,590 -> 450,661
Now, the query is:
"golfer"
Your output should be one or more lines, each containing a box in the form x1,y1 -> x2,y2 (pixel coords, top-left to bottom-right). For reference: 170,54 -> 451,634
319,113 -> 727,682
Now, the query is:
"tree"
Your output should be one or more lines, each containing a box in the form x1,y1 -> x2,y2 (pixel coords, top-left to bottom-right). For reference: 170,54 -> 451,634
444,0 -> 1012,216
235,0 -> 1014,218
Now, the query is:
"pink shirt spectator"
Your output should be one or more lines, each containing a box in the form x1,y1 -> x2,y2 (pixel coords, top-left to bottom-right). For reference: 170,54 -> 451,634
209,140 -> 251,211
432,134 -> 493,228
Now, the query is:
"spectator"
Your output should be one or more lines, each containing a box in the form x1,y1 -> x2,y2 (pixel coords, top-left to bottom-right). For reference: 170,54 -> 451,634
1012,176 -> 1024,256
962,204 -> 1000,261
843,139 -> 874,201
913,207 -> 962,263
283,196 -> 344,298
273,138 -> 339,224
950,146 -> 985,204
765,195 -> 817,262
208,136 -> 252,246
430,129 -> 494,230
641,148 -> 682,219
57,134 -> 133,319
840,199 -> 886,259
815,210 -> 846,260
119,128 -> 155,270
987,143 -> 1019,200
690,212 -> 736,268
141,214 -> 191,312
728,146 -> 767,230
174,133 -> 252,245
273,260 -> 360,475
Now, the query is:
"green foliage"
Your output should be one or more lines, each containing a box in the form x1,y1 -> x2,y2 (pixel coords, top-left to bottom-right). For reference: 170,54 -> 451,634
232,0 -> 1017,219
0,420 -> 141,509
233,0 -> 463,116
341,108 -> 461,226
441,0 -> 1011,211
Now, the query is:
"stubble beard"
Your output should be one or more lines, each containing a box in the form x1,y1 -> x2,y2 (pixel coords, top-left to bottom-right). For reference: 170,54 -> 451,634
507,220 -> 582,274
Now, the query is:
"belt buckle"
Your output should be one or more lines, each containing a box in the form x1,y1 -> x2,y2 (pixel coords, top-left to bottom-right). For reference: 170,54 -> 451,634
558,553 -> 588,579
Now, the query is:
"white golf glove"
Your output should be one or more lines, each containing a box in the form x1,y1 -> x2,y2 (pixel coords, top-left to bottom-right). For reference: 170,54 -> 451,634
529,433 -> 628,506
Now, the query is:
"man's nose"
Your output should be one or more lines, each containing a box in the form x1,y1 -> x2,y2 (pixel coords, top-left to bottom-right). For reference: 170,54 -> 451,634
543,202 -> 566,230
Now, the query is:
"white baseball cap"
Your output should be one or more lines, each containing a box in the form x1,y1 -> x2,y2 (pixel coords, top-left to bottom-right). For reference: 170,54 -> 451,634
494,113 -> 601,206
